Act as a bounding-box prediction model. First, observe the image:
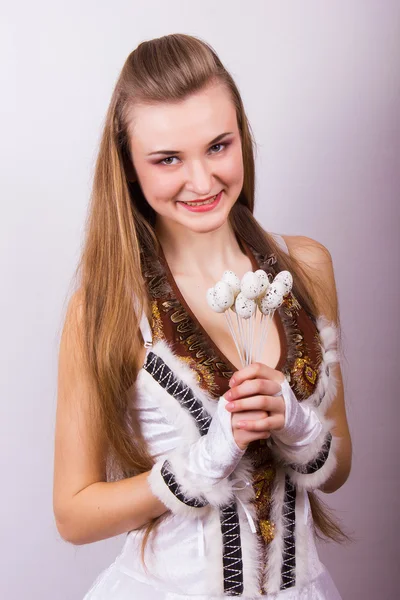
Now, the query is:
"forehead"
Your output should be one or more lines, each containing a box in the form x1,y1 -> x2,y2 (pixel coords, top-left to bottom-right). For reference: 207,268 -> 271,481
127,83 -> 238,152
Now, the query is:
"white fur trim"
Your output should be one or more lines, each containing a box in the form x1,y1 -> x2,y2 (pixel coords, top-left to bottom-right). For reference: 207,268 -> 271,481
294,487 -> 309,590
165,447 -> 237,507
231,455 -> 263,597
263,468 -> 286,594
302,316 -> 340,412
285,435 -> 340,491
147,460 -> 211,519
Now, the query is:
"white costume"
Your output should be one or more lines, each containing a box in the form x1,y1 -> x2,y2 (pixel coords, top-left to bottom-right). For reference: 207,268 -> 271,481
83,235 -> 343,599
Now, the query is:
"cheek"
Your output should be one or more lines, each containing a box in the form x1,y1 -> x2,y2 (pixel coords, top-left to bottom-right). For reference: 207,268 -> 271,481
139,167 -> 179,202
221,147 -> 244,186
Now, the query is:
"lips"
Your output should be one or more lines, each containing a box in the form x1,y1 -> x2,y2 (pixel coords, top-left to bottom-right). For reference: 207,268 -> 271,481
179,192 -> 220,205
177,190 -> 223,212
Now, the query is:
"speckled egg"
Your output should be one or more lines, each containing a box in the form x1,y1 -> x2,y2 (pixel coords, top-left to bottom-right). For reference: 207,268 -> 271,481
259,282 -> 285,312
214,281 -> 234,309
274,270 -> 293,295
221,270 -> 241,297
240,271 -> 261,300
235,292 -> 256,319
206,287 -> 225,313
255,269 -> 270,298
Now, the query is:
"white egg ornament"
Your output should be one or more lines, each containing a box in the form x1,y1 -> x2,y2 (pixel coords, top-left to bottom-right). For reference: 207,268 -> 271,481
255,269 -> 270,298
213,281 -> 234,310
274,270 -> 293,295
235,292 -> 256,319
259,281 -> 286,313
240,271 -> 261,300
221,270 -> 241,297
206,287 -> 225,313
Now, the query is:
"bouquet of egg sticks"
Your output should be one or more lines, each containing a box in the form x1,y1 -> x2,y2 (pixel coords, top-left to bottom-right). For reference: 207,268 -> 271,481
206,269 -> 293,368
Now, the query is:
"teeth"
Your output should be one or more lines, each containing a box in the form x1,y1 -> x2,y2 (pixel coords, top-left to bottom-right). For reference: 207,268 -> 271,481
183,194 -> 218,207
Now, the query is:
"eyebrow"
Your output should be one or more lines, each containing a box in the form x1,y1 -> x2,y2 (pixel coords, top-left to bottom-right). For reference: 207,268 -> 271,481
146,132 -> 234,156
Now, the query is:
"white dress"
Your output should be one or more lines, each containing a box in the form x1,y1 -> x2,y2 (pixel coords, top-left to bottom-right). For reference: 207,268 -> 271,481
83,234 -> 343,599
84,559 -> 342,599
83,349 -> 343,599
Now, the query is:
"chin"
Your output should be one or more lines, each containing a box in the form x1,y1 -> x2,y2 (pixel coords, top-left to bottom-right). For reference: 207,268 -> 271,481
181,211 -> 230,234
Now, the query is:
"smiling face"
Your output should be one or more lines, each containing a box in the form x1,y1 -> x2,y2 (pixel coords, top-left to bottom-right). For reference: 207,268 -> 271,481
126,82 -> 244,235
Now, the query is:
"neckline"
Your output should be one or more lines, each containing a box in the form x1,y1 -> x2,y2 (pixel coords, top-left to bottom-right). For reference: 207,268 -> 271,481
157,236 -> 287,374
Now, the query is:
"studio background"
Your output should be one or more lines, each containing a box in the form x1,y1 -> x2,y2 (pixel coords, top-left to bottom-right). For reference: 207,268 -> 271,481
1,1 -> 399,598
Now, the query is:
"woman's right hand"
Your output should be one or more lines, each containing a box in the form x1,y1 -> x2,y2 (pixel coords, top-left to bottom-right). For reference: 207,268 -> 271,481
231,409 -> 271,450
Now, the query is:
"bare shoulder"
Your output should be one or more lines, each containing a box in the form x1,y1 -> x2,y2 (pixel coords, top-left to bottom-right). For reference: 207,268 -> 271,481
280,234 -> 337,323
281,234 -> 332,264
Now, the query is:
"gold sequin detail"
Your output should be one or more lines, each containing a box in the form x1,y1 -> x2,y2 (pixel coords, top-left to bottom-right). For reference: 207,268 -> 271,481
259,519 -> 276,544
291,355 -> 319,399
247,439 -> 277,545
151,301 -> 164,343
282,291 -> 302,314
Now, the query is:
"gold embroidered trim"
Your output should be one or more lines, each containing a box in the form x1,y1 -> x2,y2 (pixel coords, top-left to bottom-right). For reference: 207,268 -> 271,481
150,300 -> 165,343
159,298 -> 231,396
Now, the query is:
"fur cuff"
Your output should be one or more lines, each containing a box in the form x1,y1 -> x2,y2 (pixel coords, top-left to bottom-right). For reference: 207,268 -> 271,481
269,411 -> 335,466
147,451 -> 238,519
147,459 -> 211,519
284,434 -> 340,490
268,316 -> 340,490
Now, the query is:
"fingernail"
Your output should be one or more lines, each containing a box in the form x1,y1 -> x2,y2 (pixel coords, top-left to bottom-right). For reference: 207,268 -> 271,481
225,390 -> 232,400
227,402 -> 235,410
229,378 -> 236,387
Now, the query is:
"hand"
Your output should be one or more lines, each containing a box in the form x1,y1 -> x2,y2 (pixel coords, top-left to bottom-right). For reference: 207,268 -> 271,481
223,362 -> 287,450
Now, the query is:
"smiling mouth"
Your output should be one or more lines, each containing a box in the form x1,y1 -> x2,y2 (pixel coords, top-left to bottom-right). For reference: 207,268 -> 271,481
179,193 -> 219,207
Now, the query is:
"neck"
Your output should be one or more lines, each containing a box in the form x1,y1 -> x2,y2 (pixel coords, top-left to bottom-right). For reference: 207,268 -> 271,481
155,219 -> 247,280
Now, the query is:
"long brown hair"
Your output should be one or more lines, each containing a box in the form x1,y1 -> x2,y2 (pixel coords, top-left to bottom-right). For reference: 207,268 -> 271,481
69,33 -> 352,567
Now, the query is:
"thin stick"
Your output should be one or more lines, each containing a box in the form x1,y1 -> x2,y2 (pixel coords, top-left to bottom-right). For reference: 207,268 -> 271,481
250,311 -> 255,364
228,311 -> 245,367
245,317 -> 250,366
243,318 -> 247,365
225,311 -> 245,367
237,312 -> 246,366
256,313 -> 265,362
247,317 -> 251,365
259,309 -> 274,365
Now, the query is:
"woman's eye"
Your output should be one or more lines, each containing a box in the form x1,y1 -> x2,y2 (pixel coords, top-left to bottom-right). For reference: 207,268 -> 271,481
158,142 -> 228,166
210,143 -> 225,153
159,156 -> 178,166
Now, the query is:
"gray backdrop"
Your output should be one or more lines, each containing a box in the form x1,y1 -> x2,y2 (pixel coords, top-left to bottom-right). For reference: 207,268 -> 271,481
1,1 -> 399,598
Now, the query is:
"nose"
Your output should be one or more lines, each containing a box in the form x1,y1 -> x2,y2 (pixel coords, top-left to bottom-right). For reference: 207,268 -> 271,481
185,160 -> 214,197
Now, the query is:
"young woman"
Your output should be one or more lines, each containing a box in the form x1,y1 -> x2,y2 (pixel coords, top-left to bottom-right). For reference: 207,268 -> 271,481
53,34 -> 352,599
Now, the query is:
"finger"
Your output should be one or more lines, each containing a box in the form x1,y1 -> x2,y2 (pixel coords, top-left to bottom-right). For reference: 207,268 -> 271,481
244,430 -> 271,441
226,394 -> 283,414
232,410 -> 269,425
236,414 -> 285,432
228,362 -> 286,388
225,378 -> 281,401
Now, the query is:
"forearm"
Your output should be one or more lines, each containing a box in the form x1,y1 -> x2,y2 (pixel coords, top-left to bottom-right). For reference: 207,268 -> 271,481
55,471 -> 168,545
318,430 -> 352,494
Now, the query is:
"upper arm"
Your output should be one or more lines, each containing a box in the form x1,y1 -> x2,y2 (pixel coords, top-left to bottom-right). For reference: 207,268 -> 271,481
53,290 -> 107,528
283,235 -> 351,444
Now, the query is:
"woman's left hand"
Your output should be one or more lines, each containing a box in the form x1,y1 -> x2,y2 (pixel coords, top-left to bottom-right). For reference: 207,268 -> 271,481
223,362 -> 286,433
